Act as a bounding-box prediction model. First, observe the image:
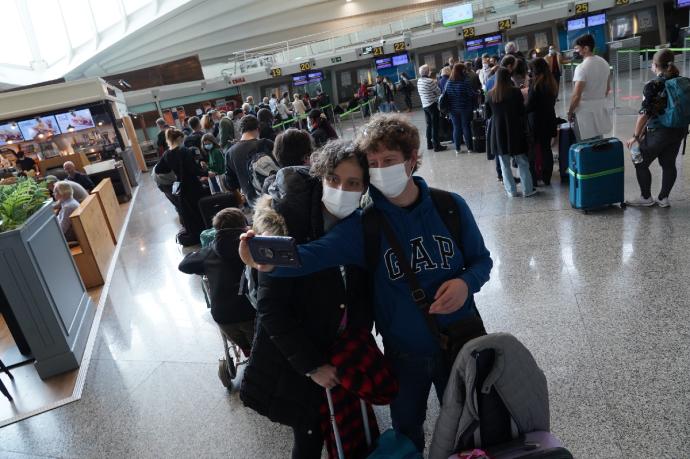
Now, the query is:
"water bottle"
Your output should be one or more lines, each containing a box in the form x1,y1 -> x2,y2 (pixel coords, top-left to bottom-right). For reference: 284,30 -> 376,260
631,144 -> 643,164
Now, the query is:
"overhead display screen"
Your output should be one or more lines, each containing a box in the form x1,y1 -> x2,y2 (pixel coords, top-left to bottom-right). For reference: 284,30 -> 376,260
392,53 -> 409,66
0,124 -> 24,146
18,116 -> 61,140
442,3 -> 474,27
567,18 -> 587,31
55,108 -> 95,133
587,13 -> 606,27
375,57 -> 393,70
307,71 -> 323,83
466,39 -> 484,51
292,74 -> 309,86
678,0 -> 690,8
484,34 -> 503,46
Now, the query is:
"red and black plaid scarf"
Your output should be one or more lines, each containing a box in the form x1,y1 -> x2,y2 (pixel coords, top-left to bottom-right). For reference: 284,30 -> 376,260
319,328 -> 399,459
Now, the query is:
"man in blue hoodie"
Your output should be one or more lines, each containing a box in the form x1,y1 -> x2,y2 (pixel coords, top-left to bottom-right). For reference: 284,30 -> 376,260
241,114 -> 492,452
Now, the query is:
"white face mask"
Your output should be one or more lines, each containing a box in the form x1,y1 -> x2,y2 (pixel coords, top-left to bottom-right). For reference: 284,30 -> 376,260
321,185 -> 362,219
549,49 -> 556,55
369,163 -> 410,198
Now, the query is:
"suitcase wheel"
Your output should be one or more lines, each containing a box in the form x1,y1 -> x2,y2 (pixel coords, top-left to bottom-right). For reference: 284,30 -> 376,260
620,202 -> 627,209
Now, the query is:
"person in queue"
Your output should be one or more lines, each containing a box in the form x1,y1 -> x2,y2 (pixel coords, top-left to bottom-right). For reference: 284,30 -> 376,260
63,161 -> 95,192
438,66 -> 451,92
545,44 -> 564,92
398,72 -> 414,112
155,128 -> 208,245
626,49 -> 689,208
246,96 -> 257,114
46,175 -> 88,204
240,139 -> 374,459
307,108 -> 338,148
155,118 -> 170,156
567,33 -> 612,140
184,116 -> 204,152
417,65 -> 447,152
240,114 -> 493,452
201,133 -> 225,178
256,108 -> 276,141
485,55 -> 515,93
53,181 -> 80,242
526,58 -> 559,186
292,94 -> 307,128
218,111 -> 235,149
486,68 -> 535,198
224,114 -> 274,209
478,53 -> 492,90
445,63 -> 478,154
200,114 -> 214,134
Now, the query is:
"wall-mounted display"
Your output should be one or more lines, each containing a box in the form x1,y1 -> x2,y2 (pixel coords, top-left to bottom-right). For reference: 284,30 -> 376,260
375,57 -> 393,70
0,124 -> 24,146
392,53 -> 409,66
484,34 -> 503,46
442,3 -> 474,27
292,74 -> 309,86
55,108 -> 95,133
678,0 -> 690,8
17,116 -> 60,140
567,17 -> 587,31
466,38 -> 484,52
587,13 -> 606,27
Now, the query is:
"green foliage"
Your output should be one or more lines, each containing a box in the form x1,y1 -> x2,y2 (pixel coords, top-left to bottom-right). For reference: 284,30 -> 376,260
0,178 -> 50,232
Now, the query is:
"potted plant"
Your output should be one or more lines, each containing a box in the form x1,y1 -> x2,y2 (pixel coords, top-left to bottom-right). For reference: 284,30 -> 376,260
0,177 -> 95,379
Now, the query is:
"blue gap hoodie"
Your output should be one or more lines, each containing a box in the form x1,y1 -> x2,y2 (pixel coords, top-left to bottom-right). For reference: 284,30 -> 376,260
271,177 -> 493,356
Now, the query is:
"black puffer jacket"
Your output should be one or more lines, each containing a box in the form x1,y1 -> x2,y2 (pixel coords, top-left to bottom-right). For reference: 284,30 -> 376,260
177,229 -> 255,325
240,167 -> 373,428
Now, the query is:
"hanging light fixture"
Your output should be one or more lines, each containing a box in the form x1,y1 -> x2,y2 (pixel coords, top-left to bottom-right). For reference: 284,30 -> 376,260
97,121 -> 104,126
67,124 -> 75,132
10,122 -> 17,129
37,133 -> 45,139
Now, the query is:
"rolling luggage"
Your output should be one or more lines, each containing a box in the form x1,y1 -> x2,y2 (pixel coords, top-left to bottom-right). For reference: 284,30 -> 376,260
448,347 -> 573,459
558,123 -> 575,181
198,192 -> 241,229
439,114 -> 453,144
471,110 -> 486,153
568,137 -> 625,211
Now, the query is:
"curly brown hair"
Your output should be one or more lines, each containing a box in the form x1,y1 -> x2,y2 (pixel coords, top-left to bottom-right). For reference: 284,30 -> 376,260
309,139 -> 368,184
355,113 -> 421,172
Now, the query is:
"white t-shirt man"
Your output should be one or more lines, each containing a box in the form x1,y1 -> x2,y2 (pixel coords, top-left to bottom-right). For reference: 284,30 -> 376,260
573,55 -> 610,100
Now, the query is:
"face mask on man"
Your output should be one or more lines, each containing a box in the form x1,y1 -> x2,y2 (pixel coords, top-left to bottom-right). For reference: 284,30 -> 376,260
549,48 -> 556,55
573,51 -> 581,60
369,162 -> 410,198
483,62 -> 490,70
203,143 -> 213,150
321,185 -> 362,219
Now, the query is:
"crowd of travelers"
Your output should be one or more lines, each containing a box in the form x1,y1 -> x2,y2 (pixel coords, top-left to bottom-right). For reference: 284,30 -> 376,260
153,31 -> 688,458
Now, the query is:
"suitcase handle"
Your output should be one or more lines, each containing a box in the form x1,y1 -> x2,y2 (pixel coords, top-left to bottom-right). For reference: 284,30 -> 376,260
590,139 -> 611,151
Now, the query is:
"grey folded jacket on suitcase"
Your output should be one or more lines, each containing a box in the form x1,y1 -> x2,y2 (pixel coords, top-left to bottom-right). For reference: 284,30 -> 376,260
429,333 -> 550,459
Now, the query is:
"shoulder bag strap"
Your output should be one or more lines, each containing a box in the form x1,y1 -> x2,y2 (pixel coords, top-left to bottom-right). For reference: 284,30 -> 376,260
374,208 -> 445,348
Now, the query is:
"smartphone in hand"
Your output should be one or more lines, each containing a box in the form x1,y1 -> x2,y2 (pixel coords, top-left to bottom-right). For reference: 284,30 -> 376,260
247,236 -> 301,268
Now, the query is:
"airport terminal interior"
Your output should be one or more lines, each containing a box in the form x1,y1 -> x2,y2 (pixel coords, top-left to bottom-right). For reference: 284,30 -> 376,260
1,0 -> 690,458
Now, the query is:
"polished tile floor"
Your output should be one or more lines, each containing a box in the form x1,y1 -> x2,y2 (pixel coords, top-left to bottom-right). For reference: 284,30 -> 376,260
1,78 -> 690,458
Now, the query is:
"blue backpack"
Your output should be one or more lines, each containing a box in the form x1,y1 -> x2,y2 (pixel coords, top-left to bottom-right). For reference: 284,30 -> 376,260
657,77 -> 690,128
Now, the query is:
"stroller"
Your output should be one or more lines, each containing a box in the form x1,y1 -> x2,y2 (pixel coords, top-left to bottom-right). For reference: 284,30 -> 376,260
199,227 -> 250,389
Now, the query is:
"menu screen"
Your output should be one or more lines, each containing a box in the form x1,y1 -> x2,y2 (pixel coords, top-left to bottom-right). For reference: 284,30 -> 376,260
18,116 -> 61,140
0,124 -> 24,146
55,108 -> 95,133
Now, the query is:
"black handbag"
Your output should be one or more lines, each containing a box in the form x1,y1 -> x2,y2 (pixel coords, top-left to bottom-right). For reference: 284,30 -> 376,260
439,86 -> 451,115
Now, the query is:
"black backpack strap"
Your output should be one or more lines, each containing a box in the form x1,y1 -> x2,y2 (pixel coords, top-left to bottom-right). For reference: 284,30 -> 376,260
429,188 -> 464,260
361,204 -> 381,272
375,208 -> 444,348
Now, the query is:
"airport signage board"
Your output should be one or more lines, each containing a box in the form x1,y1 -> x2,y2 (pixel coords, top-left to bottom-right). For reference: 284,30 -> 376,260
498,18 -> 512,31
462,27 -> 476,38
574,2 -> 589,14
270,68 -> 282,77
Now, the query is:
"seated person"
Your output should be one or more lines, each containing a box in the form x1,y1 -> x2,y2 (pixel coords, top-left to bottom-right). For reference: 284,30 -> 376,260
14,151 -> 38,176
178,208 -> 256,357
46,175 -> 88,203
53,181 -> 80,242
63,161 -> 95,192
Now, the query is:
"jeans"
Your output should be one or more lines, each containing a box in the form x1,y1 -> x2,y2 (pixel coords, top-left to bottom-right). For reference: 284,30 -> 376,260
378,101 -> 389,113
389,350 -> 448,452
498,154 -> 533,195
423,103 -> 441,149
450,110 -> 474,151
635,127 -> 686,199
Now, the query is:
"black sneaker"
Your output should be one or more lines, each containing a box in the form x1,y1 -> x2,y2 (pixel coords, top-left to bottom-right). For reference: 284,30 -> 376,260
434,145 -> 448,152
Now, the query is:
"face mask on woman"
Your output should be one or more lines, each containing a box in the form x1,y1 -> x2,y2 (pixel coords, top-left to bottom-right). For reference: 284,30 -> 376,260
203,143 -> 213,150
549,48 -> 556,56
369,162 -> 410,198
321,185 -> 362,219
